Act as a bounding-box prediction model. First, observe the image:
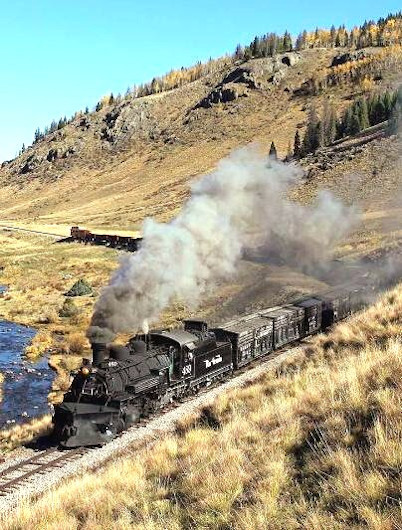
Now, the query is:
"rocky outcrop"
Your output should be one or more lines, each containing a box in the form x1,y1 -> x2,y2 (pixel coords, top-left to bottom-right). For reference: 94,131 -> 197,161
196,85 -> 242,108
195,52 -> 301,109
46,148 -> 58,162
331,50 -> 369,67
19,154 -> 42,174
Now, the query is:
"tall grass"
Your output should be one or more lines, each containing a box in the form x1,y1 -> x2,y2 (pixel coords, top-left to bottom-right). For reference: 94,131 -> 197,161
3,285 -> 402,529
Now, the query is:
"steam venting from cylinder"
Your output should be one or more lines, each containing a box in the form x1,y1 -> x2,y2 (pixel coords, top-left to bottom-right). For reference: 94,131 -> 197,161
87,147 -> 357,340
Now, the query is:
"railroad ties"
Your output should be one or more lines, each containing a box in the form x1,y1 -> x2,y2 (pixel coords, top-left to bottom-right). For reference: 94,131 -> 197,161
0,447 -> 90,497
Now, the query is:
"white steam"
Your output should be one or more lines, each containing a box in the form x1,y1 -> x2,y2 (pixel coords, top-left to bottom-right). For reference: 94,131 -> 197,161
89,147 -> 356,337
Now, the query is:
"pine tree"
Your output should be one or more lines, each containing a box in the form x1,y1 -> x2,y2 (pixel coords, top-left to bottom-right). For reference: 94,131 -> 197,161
357,97 -> 370,129
269,141 -> 278,160
330,25 -> 336,46
285,141 -> 293,161
350,111 -> 361,135
251,36 -> 260,57
234,44 -> 244,60
322,99 -> 337,146
382,92 -> 394,119
34,128 -> 42,143
302,106 -> 320,154
371,97 -> 387,124
283,31 -> 292,51
293,130 -> 301,158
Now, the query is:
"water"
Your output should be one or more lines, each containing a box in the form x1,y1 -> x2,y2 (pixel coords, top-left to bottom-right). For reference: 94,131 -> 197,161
0,321 -> 54,429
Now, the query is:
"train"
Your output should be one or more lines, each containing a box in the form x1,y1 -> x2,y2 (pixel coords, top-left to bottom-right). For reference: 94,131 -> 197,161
70,226 -> 142,252
52,284 -> 369,447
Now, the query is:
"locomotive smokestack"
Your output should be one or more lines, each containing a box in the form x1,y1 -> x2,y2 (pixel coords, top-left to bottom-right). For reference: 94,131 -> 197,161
91,342 -> 109,367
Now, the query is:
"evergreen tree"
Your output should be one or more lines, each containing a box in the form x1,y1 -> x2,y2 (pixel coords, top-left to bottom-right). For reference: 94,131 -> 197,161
349,111 -> 361,135
330,25 -> 336,46
295,32 -> 304,50
322,99 -> 337,146
382,91 -> 394,118
293,130 -> 301,158
234,44 -> 243,59
316,121 -> 324,148
283,30 -> 292,51
371,97 -> 387,124
269,141 -> 278,160
285,141 -> 293,161
357,98 -> 370,130
34,128 -> 42,143
302,106 -> 320,154
251,36 -> 260,57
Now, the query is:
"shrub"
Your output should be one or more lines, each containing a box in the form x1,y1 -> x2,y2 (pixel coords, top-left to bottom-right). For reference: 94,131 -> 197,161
59,298 -> 79,317
65,279 -> 93,297
67,333 -> 87,355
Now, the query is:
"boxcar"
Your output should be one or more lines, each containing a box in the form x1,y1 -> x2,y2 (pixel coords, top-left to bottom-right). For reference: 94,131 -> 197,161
260,306 -> 305,349
294,298 -> 323,335
212,313 -> 274,369
316,289 -> 351,329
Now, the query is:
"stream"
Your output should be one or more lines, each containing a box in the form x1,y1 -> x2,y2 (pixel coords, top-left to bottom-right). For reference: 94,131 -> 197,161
0,320 -> 54,429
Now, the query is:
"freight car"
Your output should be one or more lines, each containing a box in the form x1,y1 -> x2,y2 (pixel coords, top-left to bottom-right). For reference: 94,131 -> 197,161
70,226 -> 142,252
53,285 -> 369,447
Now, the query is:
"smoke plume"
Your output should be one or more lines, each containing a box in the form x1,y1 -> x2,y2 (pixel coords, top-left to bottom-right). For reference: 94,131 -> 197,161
88,147 -> 356,339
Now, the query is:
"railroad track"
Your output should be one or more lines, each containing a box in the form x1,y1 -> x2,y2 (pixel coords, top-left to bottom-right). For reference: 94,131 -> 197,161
0,447 -> 91,497
0,345 -> 303,516
0,225 -> 62,239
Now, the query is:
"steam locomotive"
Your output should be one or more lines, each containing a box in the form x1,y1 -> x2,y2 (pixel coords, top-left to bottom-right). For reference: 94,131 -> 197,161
53,285 -> 368,447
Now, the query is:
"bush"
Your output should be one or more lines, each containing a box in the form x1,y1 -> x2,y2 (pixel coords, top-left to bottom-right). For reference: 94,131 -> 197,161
65,279 -> 93,297
67,333 -> 87,355
59,298 -> 79,317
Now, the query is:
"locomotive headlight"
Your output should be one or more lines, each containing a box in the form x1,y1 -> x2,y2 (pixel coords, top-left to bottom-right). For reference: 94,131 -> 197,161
81,367 -> 90,376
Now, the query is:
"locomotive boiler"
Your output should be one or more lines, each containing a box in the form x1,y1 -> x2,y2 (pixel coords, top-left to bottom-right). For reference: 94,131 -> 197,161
53,321 -> 233,447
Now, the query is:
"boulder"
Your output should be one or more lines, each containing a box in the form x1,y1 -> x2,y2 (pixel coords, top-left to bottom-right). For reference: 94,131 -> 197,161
20,154 -> 42,174
46,148 -> 58,162
331,50 -> 368,67
281,52 -> 301,67
196,86 -> 240,109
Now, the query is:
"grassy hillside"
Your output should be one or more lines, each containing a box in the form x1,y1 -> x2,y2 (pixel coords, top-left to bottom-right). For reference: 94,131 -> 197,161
4,285 -> 401,529
0,44 -> 400,231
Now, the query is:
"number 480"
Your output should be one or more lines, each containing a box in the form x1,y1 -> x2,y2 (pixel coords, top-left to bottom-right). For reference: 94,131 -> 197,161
182,364 -> 192,376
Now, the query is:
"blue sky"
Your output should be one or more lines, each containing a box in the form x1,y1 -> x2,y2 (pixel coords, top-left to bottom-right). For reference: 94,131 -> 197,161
0,0 -> 400,161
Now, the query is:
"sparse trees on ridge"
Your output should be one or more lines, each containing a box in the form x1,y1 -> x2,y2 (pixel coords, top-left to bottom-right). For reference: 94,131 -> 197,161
297,88 -> 400,157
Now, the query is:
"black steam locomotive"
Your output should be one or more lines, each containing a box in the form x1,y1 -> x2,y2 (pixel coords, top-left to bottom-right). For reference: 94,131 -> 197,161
53,285 -> 368,447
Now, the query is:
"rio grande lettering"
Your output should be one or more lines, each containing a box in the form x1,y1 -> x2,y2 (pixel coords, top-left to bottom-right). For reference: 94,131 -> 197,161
204,355 -> 223,368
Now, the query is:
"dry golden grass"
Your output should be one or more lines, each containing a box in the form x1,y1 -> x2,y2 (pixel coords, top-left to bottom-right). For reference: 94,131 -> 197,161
0,231 -> 118,353
4,285 -> 402,529
0,416 -> 52,453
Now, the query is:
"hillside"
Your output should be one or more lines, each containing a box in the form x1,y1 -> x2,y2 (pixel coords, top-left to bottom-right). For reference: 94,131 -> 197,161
4,284 -> 402,529
0,44 -> 400,232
